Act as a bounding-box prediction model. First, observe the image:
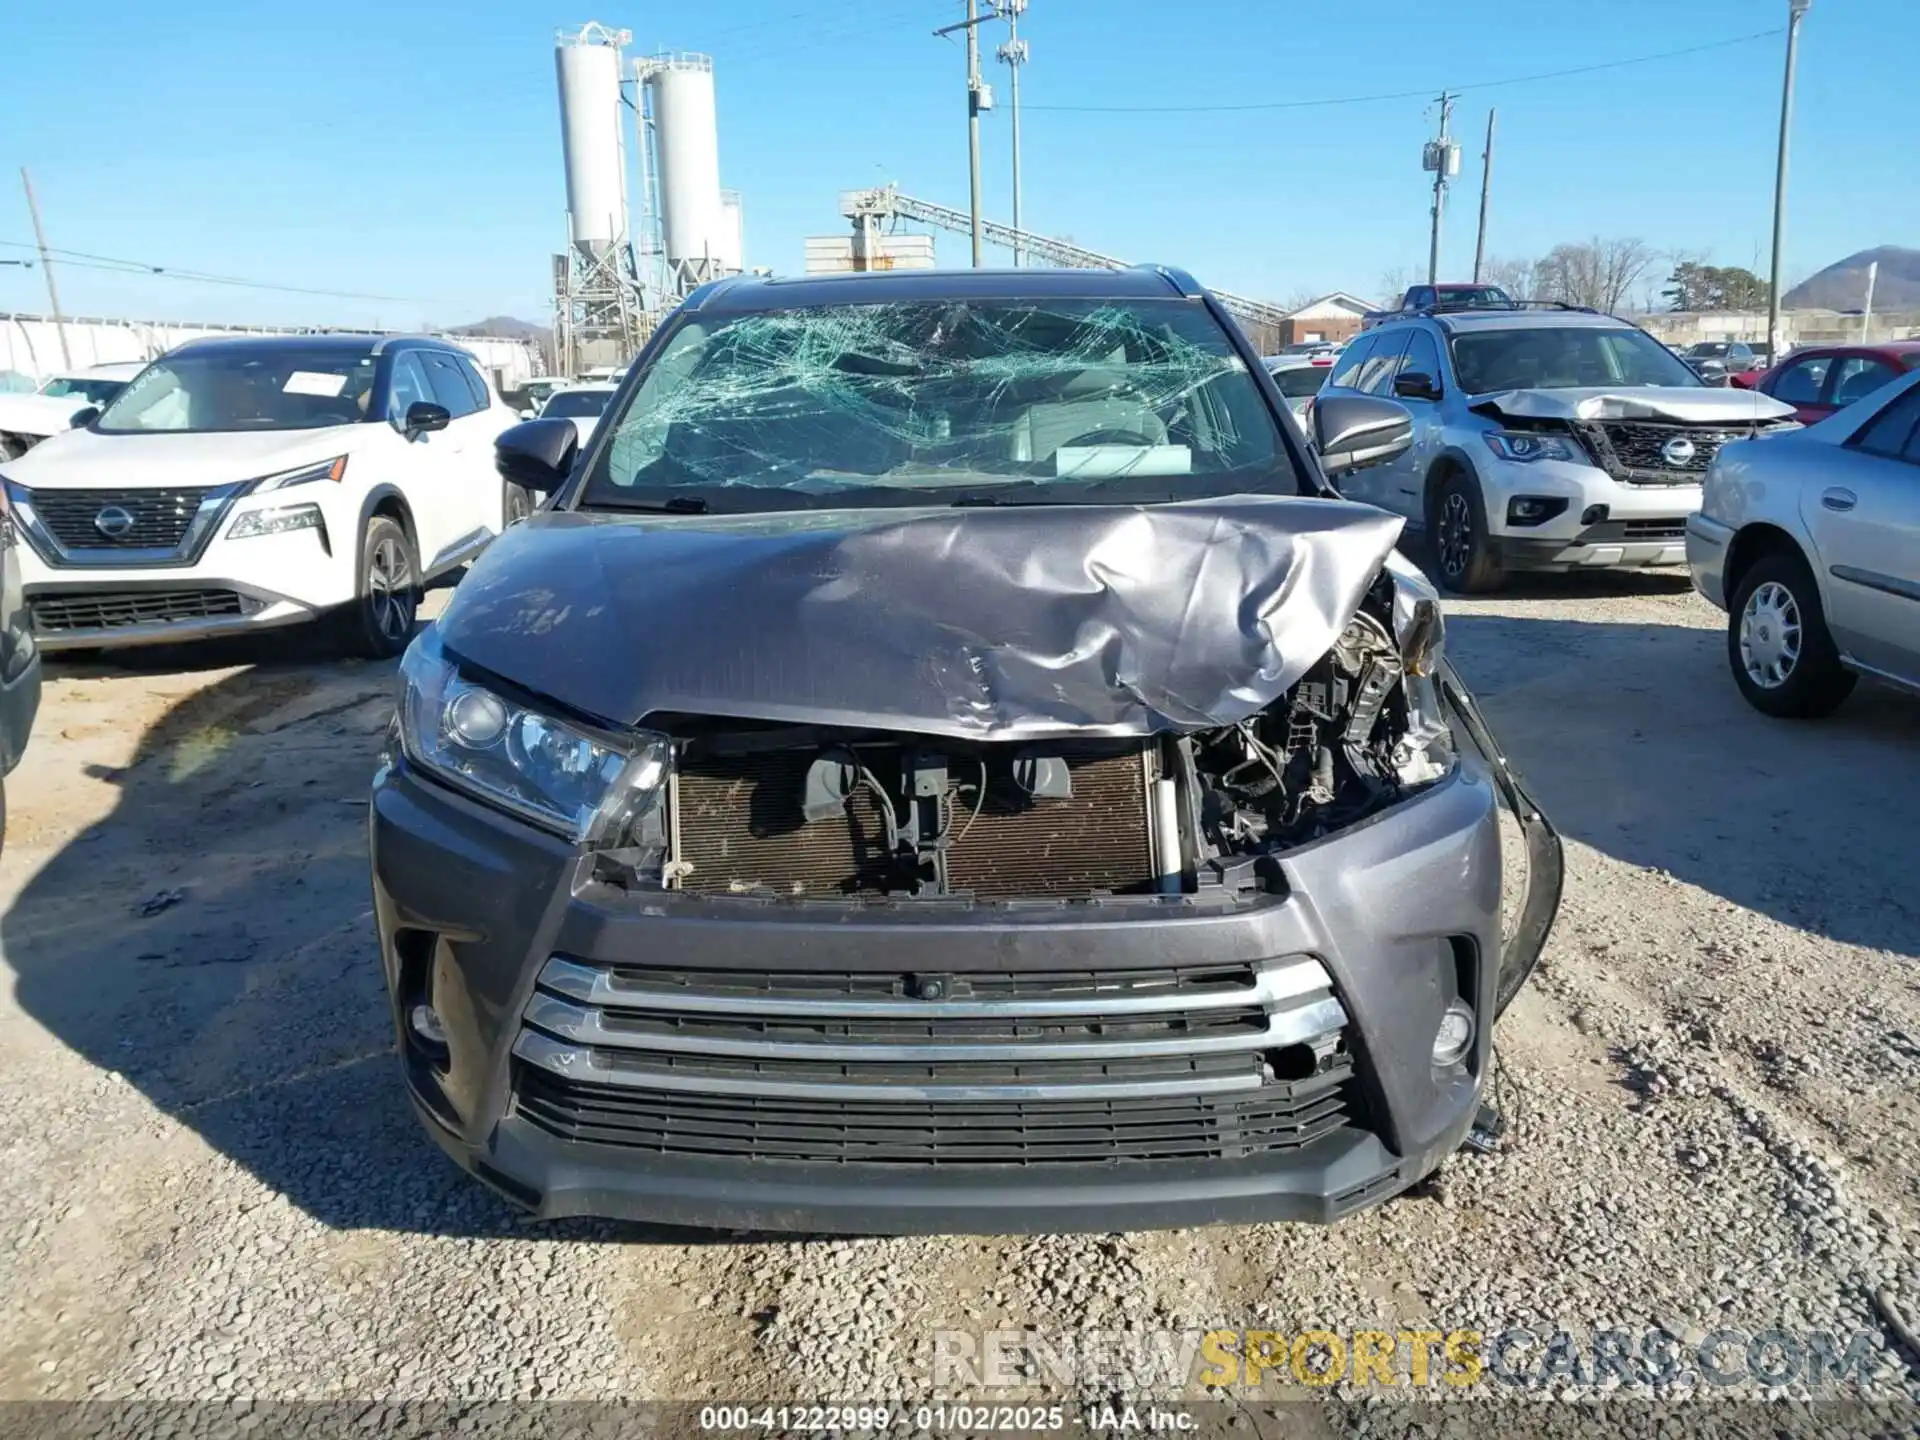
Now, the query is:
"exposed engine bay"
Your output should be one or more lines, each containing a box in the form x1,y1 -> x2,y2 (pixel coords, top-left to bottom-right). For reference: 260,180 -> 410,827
624,579 -> 1453,903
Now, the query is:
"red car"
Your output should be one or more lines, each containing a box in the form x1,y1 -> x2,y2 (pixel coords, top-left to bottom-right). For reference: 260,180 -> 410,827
1729,340 -> 1920,424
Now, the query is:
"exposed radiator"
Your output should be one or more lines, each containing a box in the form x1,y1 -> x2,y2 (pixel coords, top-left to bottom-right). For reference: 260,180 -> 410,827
671,741 -> 1157,901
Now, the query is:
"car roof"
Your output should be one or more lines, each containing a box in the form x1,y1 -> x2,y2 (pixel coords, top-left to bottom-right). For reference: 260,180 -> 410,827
686,265 -> 1207,315
80,361 -> 146,377
164,332 -> 453,360
1776,339 -> 1920,359
1264,353 -> 1331,369
1377,309 -> 1642,336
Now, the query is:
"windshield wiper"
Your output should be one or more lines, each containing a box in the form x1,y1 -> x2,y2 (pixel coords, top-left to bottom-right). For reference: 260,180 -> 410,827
588,494 -> 711,514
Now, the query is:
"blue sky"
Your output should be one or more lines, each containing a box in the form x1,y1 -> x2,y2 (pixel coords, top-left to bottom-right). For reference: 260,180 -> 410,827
0,0 -> 1909,329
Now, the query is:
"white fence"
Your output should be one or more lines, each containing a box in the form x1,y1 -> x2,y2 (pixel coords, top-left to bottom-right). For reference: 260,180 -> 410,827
0,313 -> 547,394
1631,309 -> 1920,349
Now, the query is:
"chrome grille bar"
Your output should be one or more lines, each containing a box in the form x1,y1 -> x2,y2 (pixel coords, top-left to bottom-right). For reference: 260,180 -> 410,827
520,991 -> 1347,1064
511,1030 -> 1270,1102
535,954 -> 1332,1019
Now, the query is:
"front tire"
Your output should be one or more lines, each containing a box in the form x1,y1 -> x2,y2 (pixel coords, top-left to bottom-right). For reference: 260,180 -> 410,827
342,515 -> 420,660
1429,470 -> 1507,594
1726,552 -> 1854,718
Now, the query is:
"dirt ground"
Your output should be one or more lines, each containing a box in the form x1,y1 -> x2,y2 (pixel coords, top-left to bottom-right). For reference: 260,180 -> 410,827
0,571 -> 1915,1411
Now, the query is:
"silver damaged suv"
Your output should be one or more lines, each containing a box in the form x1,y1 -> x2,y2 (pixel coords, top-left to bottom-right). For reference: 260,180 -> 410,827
1314,308 -> 1800,592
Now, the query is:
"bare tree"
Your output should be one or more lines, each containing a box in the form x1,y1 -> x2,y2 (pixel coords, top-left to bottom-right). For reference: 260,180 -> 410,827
1281,288 -> 1321,314
1534,237 -> 1657,313
1480,254 -> 1538,301
1376,266 -> 1420,308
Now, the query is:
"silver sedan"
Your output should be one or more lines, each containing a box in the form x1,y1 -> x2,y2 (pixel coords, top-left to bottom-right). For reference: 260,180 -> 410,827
1688,369 -> 1920,717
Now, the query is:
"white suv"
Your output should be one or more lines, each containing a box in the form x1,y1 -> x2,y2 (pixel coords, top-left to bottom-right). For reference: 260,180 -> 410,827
0,335 -> 516,657
1317,309 -> 1800,592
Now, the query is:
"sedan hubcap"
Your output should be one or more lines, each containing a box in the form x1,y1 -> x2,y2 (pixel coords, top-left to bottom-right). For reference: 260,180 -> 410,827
367,537 -> 416,642
1437,492 -> 1472,576
1739,581 -> 1802,689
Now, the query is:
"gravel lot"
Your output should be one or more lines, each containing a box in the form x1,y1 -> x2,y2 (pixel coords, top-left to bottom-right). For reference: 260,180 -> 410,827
0,571 -> 1915,1418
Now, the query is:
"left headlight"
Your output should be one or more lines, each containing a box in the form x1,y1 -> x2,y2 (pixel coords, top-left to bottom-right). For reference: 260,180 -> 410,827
397,632 -> 671,842
1483,431 -> 1581,464
229,502 -> 324,540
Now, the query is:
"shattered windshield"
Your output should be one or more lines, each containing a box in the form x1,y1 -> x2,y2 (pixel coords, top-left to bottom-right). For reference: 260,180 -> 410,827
583,297 -> 1297,511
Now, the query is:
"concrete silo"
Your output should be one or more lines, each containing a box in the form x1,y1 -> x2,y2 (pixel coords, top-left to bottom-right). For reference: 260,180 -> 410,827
638,53 -> 737,296
551,22 -> 645,376
554,23 -> 628,252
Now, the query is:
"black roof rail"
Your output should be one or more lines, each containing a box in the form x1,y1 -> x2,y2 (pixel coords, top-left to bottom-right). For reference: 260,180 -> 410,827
1404,298 -> 1600,318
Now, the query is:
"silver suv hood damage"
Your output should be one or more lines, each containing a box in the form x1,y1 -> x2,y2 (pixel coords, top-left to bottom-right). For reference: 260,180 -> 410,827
434,496 -> 1406,739
1471,386 -> 1797,424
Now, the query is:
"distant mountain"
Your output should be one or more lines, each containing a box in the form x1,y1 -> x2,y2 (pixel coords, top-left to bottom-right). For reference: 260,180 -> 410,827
1784,246 -> 1920,311
443,315 -> 552,343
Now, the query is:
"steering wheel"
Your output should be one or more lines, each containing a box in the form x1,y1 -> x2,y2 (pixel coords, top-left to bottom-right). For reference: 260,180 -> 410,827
1059,427 -> 1159,449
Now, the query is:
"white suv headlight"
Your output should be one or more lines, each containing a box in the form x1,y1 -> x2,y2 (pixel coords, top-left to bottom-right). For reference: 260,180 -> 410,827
229,502 -> 324,540
1483,431 -> 1580,463
397,632 -> 670,841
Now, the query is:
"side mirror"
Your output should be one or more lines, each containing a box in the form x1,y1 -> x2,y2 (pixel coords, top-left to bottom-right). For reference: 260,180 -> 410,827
1314,394 -> 1414,478
68,405 -> 101,429
1392,370 -> 1441,402
518,408 -> 537,421
403,401 -> 451,439
496,418 -> 578,495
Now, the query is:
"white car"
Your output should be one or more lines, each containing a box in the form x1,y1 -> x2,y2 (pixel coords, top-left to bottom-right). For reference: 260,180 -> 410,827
535,382 -> 619,443
0,362 -> 146,458
1687,369 -> 1920,717
0,334 -> 515,658
1262,353 -> 1336,425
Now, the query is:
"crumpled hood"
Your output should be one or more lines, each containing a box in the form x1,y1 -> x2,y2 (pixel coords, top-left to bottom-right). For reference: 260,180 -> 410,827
1471,385 -> 1797,424
433,496 -> 1407,741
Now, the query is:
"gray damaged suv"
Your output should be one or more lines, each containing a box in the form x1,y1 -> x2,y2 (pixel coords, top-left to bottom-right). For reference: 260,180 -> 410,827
369,266 -> 1562,1234
1316,309 -> 1799,593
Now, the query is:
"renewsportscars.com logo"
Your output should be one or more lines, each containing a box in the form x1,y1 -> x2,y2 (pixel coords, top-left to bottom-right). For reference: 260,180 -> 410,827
932,1325 -> 1895,1393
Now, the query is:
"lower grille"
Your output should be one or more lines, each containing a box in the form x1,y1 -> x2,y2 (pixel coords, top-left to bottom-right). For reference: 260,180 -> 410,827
30,588 -> 245,633
510,954 -> 1356,1167
1620,520 -> 1686,541
673,741 -> 1155,901
26,487 -> 213,550
515,1064 -> 1354,1165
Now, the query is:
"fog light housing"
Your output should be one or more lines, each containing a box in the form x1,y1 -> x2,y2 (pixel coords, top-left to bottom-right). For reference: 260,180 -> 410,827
409,1002 -> 448,1049
1505,495 -> 1569,527
1432,998 -> 1476,1067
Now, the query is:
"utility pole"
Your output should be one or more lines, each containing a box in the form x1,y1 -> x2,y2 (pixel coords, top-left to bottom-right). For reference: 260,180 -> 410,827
1862,259 -> 1878,340
1766,0 -> 1811,358
19,168 -> 71,369
996,0 -> 1029,266
934,3 -> 992,267
1472,108 -> 1496,284
1424,92 -> 1457,287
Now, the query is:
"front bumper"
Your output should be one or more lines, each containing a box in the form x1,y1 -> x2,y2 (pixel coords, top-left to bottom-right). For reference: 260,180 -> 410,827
1490,519 -> 1692,572
370,705 -> 1560,1234
1685,512 -> 1734,610
19,525 -> 350,652
1475,454 -> 1700,570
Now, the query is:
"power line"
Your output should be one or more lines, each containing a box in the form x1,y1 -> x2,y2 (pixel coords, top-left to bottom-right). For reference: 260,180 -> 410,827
0,239 -> 421,304
1025,28 -> 1783,114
